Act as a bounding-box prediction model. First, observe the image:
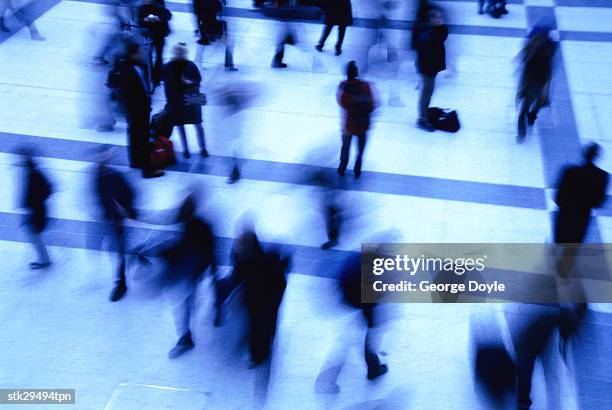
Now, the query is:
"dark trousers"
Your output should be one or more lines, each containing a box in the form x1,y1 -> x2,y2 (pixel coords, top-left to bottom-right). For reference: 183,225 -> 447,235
150,37 -> 165,85
126,107 -> 151,170
318,24 -> 347,50
176,123 -> 206,154
273,26 -> 296,64
339,133 -> 367,173
249,307 -> 279,364
110,220 -> 127,284
517,89 -> 547,138
418,74 -> 436,121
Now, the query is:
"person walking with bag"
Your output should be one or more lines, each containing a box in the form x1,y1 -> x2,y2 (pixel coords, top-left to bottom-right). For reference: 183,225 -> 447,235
315,0 -> 353,56
162,43 -> 209,159
337,61 -> 376,179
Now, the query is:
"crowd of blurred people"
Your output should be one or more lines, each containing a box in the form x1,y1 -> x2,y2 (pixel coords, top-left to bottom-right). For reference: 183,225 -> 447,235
10,0 -> 607,408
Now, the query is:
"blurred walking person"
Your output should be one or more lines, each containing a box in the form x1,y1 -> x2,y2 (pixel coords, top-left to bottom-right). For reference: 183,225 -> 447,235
137,193 -> 217,358
193,0 -> 238,70
315,0 -> 353,56
94,146 -> 138,302
0,0 -> 45,40
554,142 -> 608,276
193,0 -> 221,45
162,43 -> 209,159
516,26 -> 556,142
413,7 -> 448,132
315,252 -> 388,394
109,41 -> 163,178
18,149 -> 52,269
337,61 -> 376,179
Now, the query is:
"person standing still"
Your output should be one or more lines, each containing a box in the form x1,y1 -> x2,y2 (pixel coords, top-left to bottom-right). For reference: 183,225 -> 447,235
414,8 -> 448,132
337,61 -> 376,179
162,43 -> 209,159
112,42 -> 163,178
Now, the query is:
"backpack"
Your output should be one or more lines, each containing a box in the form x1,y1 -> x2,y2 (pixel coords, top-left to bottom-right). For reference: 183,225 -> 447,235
427,107 -> 460,133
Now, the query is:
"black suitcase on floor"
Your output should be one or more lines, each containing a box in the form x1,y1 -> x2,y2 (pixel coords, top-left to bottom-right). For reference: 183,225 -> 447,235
428,107 -> 461,133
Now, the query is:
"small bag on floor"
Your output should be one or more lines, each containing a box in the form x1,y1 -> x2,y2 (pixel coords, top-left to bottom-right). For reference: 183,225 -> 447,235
488,0 -> 508,18
427,107 -> 461,133
150,136 -> 176,169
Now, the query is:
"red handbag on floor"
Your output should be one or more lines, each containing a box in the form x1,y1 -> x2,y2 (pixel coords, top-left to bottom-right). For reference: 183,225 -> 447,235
150,136 -> 176,169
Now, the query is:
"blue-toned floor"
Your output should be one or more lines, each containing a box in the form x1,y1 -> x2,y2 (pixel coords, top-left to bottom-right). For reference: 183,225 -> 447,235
0,0 -> 610,408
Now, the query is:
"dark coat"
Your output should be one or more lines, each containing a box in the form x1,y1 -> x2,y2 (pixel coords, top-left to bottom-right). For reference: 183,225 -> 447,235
554,163 -> 608,243
137,1 -> 172,39
162,59 -> 203,125
161,216 -> 216,282
322,0 -> 353,26
337,78 -> 376,135
22,166 -> 52,233
113,59 -> 151,116
415,24 -> 448,76
95,164 -> 137,223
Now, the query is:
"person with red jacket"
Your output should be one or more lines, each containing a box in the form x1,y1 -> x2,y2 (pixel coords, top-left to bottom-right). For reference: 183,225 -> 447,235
337,61 -> 376,178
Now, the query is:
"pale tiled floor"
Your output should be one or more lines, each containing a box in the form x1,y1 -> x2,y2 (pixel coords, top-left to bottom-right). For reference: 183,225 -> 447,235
0,0 -> 611,409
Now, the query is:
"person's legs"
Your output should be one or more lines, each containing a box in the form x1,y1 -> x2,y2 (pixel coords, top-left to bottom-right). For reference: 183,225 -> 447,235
152,38 -> 165,86
335,25 -> 346,55
224,31 -> 237,70
194,123 -> 208,156
109,221 -> 127,302
517,95 -> 532,142
177,125 -> 190,158
169,287 -> 196,358
418,74 -> 436,130
354,133 -> 367,178
27,226 -> 50,269
478,0 -> 486,14
363,307 -> 387,380
316,24 -> 333,50
338,134 -> 352,176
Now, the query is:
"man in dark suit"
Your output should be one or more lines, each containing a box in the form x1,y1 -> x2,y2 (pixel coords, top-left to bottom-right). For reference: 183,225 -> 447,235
112,42 -> 163,178
554,142 -> 608,276
414,7 -> 448,132
137,0 -> 172,86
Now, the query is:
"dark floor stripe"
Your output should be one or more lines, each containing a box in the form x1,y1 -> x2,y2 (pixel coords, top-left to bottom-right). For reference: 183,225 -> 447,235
555,0 -> 612,7
524,7 -> 604,241
64,0 -> 612,42
0,0 -> 61,44
0,211 -> 354,279
0,131 -> 548,210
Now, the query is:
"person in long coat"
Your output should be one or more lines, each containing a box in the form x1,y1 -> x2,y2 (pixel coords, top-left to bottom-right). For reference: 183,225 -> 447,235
162,43 -> 208,158
315,0 -> 353,55
516,26 -> 556,142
